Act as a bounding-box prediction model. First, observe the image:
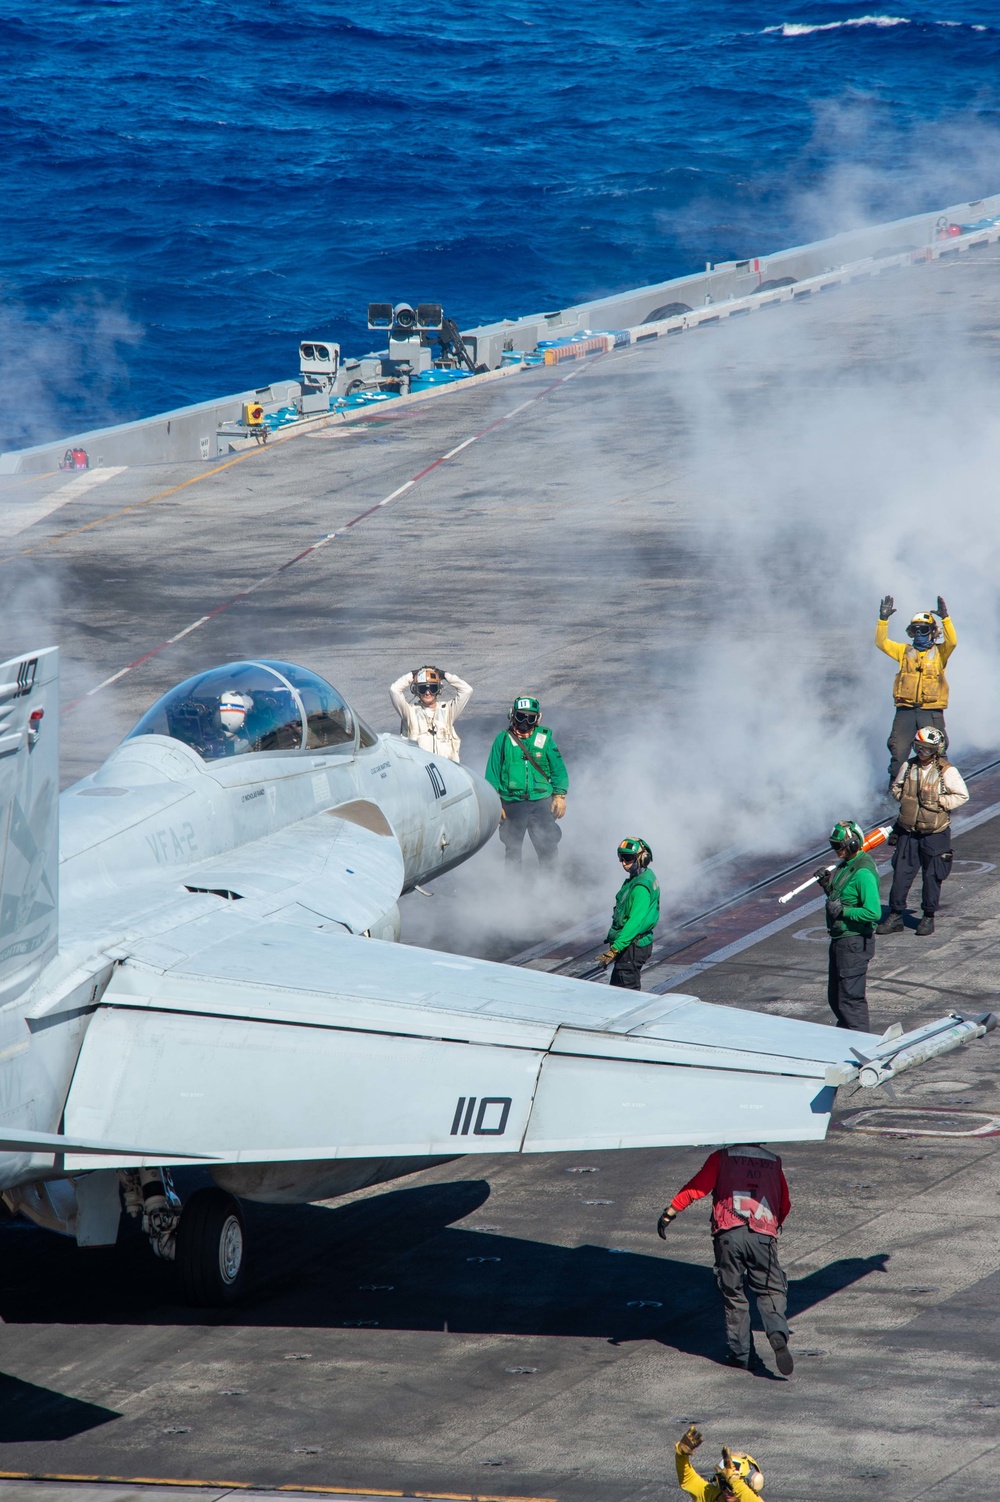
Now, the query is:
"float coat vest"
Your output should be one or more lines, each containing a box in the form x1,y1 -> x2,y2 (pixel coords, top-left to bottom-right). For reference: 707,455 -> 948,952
898,758 -> 956,835
484,725 -> 568,802
608,868 -> 660,950
711,1146 -> 785,1238
893,645 -> 949,709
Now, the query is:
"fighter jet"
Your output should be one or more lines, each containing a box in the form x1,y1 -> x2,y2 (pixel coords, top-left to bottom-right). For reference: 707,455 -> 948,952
0,648 -> 991,1304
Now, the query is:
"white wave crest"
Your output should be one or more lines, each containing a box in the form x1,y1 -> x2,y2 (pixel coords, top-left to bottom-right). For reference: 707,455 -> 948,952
763,14 -> 988,35
764,15 -> 912,36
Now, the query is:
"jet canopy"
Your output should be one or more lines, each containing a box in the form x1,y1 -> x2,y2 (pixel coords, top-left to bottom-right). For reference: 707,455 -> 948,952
125,661 -> 359,762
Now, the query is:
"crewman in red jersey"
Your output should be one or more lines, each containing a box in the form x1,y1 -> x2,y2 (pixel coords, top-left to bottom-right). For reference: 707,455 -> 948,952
657,1144 -> 793,1376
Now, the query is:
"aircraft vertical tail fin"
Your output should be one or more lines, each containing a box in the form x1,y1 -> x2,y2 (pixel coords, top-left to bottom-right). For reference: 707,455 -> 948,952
0,647 -> 59,1004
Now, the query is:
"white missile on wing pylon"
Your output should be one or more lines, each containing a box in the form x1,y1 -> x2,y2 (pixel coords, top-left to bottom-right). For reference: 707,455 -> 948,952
777,823 -> 896,904
849,1013 -> 997,1089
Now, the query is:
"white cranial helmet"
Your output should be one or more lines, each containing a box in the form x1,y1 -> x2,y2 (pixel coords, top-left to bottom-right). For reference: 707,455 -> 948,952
219,690 -> 251,733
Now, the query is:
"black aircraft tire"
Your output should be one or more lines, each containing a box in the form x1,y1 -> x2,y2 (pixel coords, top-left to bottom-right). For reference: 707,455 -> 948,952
175,1188 -> 246,1306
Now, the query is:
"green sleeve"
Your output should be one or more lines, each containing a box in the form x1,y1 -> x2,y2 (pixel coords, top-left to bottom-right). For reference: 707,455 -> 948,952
844,867 -> 881,926
484,733 -> 505,793
544,736 -> 568,795
613,884 -> 654,950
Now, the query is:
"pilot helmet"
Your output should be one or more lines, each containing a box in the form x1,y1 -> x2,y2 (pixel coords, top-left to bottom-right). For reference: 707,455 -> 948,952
219,690 -> 251,734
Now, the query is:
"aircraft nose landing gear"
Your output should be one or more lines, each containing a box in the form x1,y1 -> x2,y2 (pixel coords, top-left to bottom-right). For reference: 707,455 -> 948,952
119,1166 -> 181,1260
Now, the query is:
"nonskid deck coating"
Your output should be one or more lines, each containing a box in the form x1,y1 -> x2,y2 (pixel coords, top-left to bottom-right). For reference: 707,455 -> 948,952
0,251 -> 998,1499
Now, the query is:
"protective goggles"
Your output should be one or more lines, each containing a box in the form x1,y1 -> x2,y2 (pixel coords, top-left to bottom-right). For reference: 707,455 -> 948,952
416,684 -> 439,694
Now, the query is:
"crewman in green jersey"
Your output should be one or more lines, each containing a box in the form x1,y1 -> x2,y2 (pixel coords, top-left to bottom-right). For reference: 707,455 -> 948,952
595,837 -> 660,989
484,696 -> 568,872
815,820 -> 881,1031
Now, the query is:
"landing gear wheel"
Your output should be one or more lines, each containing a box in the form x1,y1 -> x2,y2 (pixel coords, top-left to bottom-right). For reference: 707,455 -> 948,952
175,1188 -> 246,1306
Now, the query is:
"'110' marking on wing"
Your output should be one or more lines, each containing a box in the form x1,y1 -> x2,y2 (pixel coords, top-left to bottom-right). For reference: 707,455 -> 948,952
450,1096 -> 513,1136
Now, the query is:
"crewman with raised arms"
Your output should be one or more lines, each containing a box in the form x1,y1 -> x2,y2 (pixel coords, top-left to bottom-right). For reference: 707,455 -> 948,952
673,1426 -> 765,1501
877,594 -> 956,784
389,664 -> 472,763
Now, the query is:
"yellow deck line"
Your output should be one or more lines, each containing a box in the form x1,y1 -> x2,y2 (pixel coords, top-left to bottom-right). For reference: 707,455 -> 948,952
0,1472 -> 555,1502
0,468 -> 60,490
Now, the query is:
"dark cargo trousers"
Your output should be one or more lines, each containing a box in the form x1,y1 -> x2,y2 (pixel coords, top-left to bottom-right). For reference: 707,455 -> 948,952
887,707 -> 947,784
827,932 -> 875,1032
889,828 -> 952,916
499,797 -> 561,869
609,940 -> 652,990
713,1223 -> 790,1364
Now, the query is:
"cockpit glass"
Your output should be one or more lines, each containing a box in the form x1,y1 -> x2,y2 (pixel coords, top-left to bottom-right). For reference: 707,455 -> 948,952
266,661 -> 356,750
124,660 -> 356,762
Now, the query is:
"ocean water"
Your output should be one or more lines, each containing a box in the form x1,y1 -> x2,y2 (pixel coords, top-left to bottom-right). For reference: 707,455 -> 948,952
2,0 -> 999,450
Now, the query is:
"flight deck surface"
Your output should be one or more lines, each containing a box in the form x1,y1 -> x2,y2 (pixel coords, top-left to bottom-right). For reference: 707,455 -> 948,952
0,249 -> 998,1500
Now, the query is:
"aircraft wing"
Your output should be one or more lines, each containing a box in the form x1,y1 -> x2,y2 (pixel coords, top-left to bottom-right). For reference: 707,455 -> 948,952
0,1127 -> 213,1159
60,911 -> 992,1170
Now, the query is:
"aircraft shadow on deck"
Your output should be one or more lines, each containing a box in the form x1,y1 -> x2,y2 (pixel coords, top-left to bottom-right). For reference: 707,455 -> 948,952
0,1180 -> 888,1361
0,1372 -> 119,1442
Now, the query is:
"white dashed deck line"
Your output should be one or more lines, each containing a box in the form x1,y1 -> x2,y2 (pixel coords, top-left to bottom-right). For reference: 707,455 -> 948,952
0,466 -> 127,539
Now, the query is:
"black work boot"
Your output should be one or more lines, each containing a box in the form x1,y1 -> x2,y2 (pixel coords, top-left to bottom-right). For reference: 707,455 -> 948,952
769,1332 -> 794,1376
915,913 -> 935,936
876,911 -> 905,935
725,1352 -> 752,1371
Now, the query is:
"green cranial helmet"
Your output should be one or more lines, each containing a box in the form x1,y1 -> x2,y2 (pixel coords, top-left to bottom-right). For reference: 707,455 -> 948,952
618,837 -> 653,867
829,819 -> 864,858
509,695 -> 541,728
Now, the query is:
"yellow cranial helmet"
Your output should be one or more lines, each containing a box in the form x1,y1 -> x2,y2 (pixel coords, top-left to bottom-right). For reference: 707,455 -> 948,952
906,612 -> 937,638
715,1452 -> 764,1495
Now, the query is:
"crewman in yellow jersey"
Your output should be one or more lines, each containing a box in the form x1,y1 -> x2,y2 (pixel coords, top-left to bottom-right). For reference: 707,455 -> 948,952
876,594 -> 956,785
674,1426 -> 765,1502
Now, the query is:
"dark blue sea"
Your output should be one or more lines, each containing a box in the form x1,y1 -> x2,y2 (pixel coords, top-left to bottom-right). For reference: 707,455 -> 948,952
2,1 -> 999,450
